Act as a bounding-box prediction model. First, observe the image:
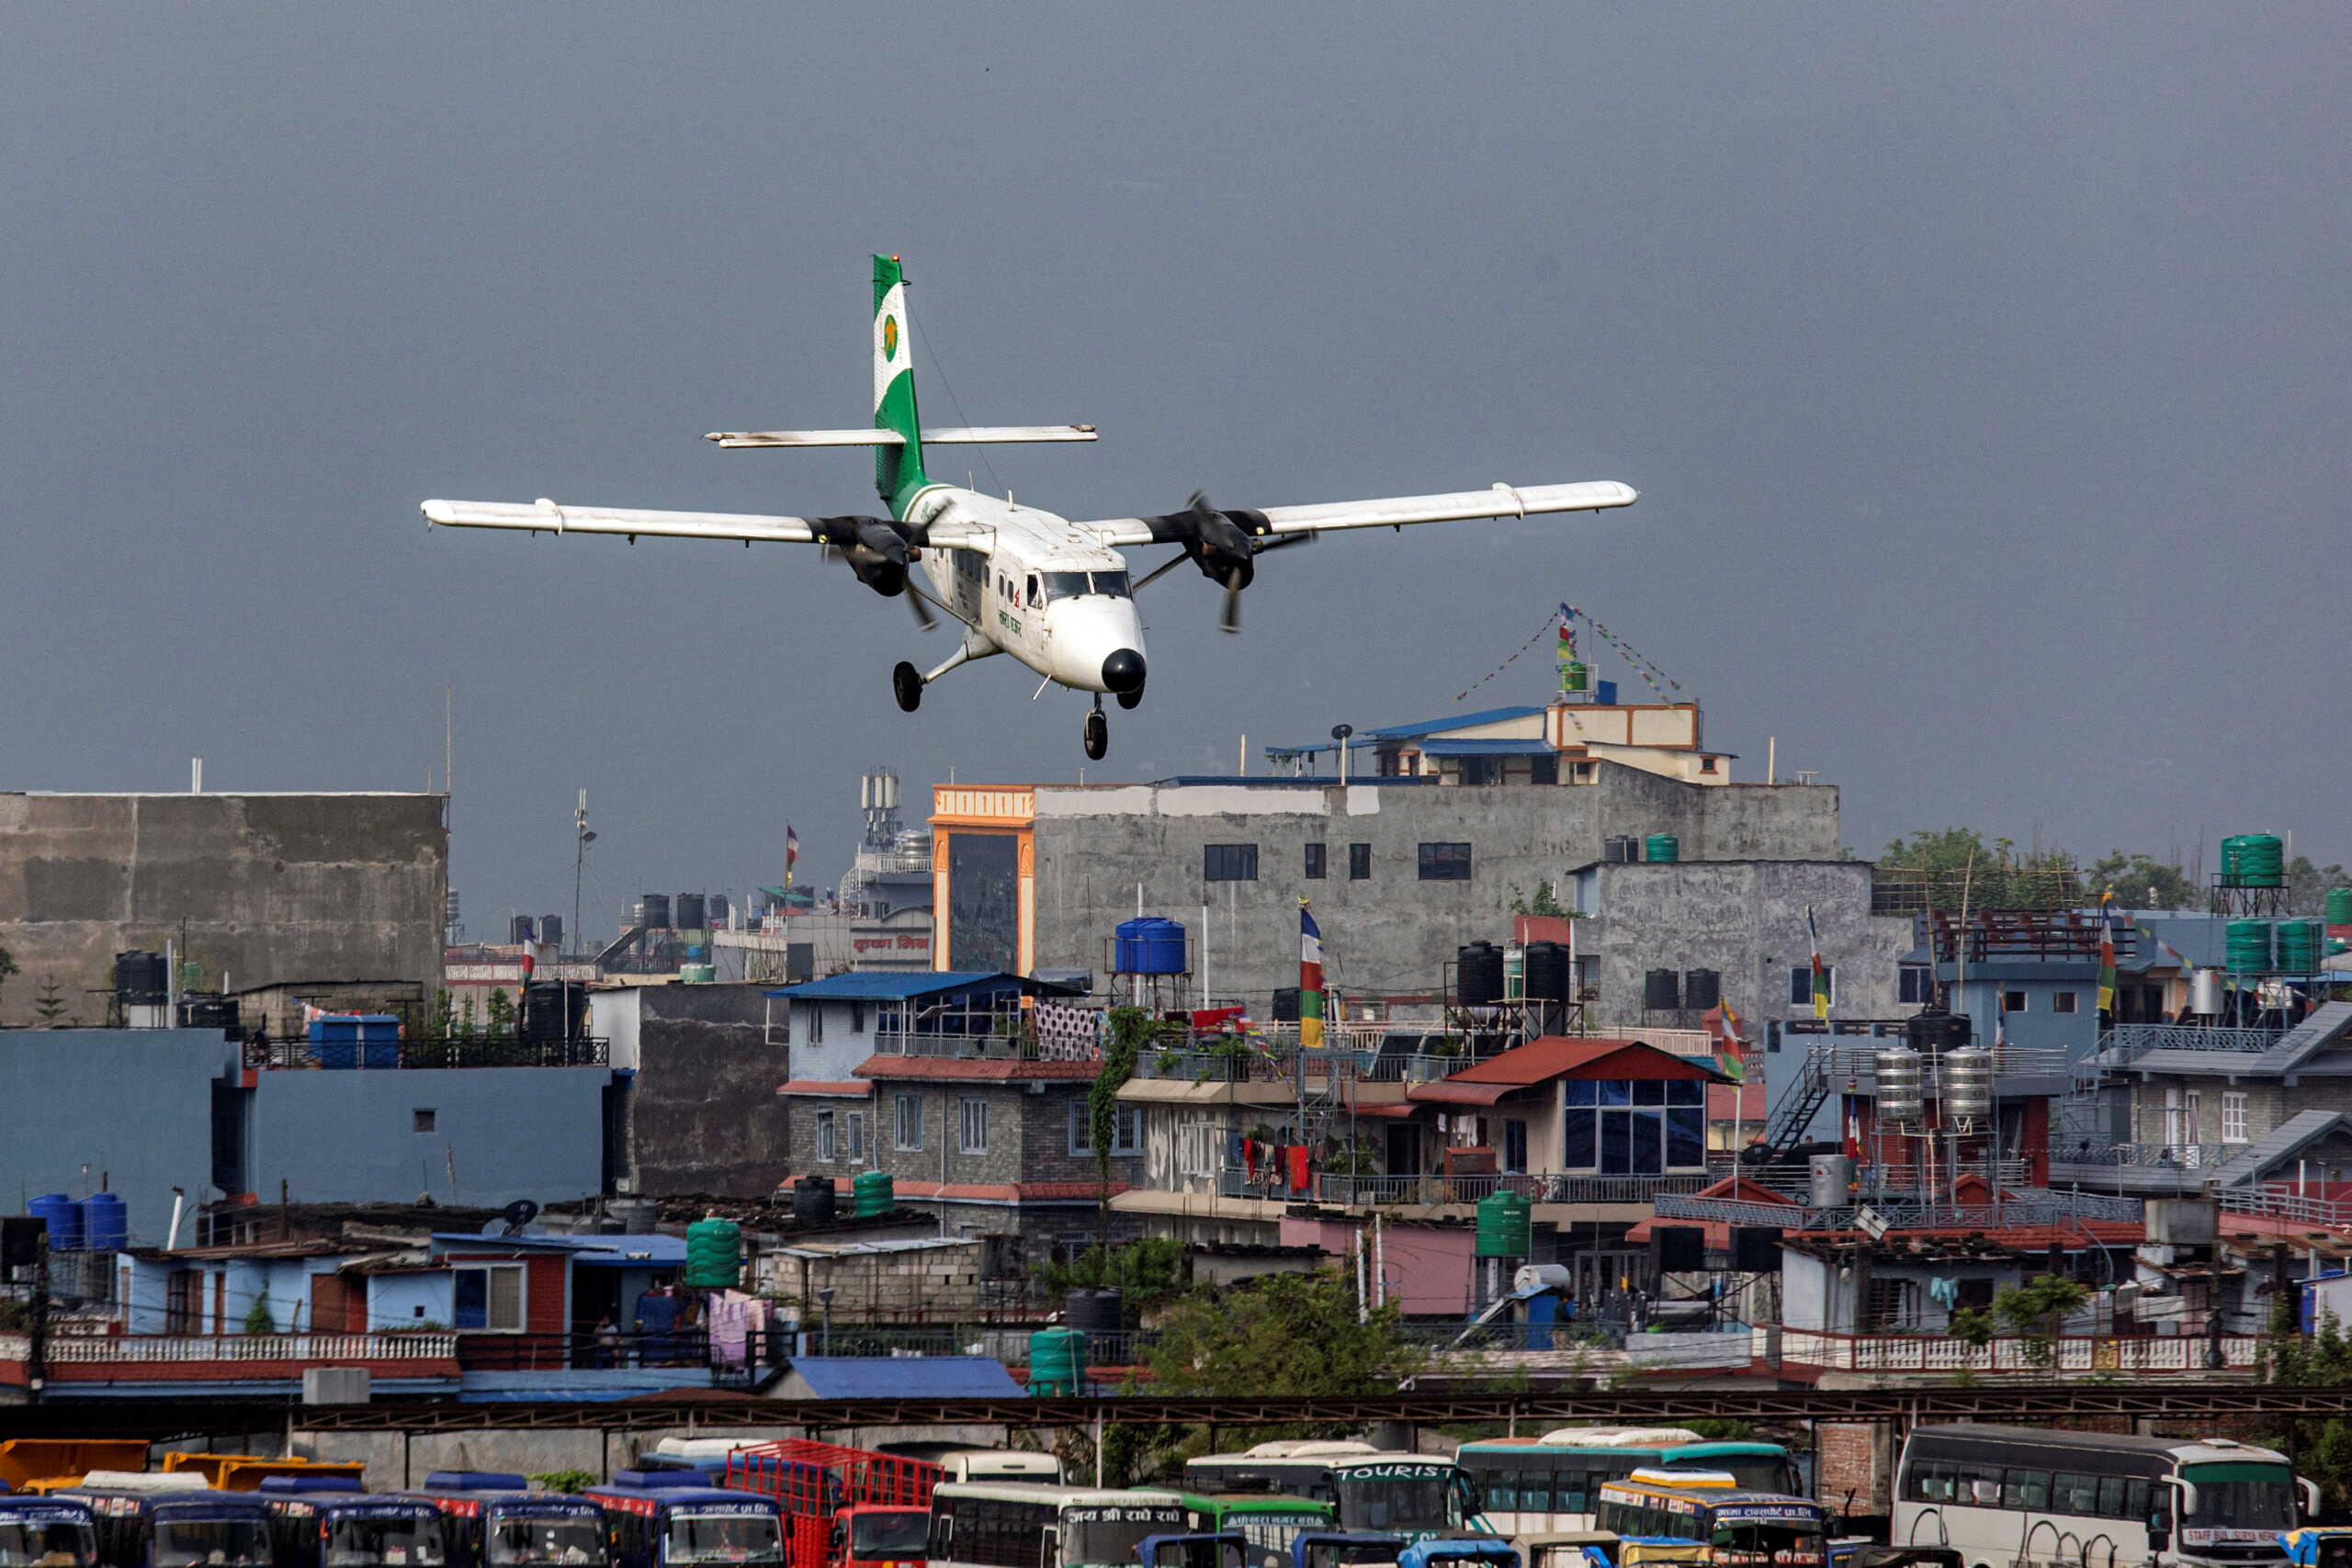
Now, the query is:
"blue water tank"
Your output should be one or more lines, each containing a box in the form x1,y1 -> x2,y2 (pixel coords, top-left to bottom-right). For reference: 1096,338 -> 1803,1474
1114,917 -> 1188,976
79,1192 -> 127,1252
29,1193 -> 81,1251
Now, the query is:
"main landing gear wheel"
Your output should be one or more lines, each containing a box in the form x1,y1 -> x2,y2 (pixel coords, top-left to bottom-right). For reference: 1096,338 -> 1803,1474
892,660 -> 922,713
1115,686 -> 1144,711
1083,705 -> 1109,761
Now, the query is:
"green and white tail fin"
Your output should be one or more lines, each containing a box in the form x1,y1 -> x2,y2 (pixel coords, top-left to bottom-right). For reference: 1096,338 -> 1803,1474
872,254 -> 927,515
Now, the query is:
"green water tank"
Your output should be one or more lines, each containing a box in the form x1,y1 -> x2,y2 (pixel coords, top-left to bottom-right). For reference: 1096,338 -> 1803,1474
2276,919 -> 2323,975
1475,1190 -> 1532,1258
2328,887 -> 2352,926
680,963 -> 716,984
1028,1325 -> 1086,1394
1644,833 -> 1680,864
853,1168 -> 895,1218
1563,660 -> 1589,694
2225,919 -> 2273,975
2222,833 -> 2285,888
683,1216 -> 742,1289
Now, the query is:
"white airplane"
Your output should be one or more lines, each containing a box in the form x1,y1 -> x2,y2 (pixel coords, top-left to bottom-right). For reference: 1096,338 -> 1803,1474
422,255 -> 1636,759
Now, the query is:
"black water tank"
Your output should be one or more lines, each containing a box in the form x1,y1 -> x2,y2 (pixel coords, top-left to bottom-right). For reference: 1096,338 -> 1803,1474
509,915 -> 537,945
792,1174 -> 838,1227
640,894 -> 672,930
1906,1007 -> 1973,1054
708,895 -> 730,927
1603,835 -> 1640,864
1684,969 -> 1722,1010
181,997 -> 241,1032
1066,1287 -> 1125,1336
538,915 -> 565,950
1272,987 -> 1302,1022
1653,1224 -> 1705,1272
1457,942 -> 1506,1006
1644,969 -> 1682,1010
522,981 -> 586,1044
1732,1226 -> 1785,1271
675,893 -> 708,931
113,952 -> 168,1005
1524,942 -> 1570,1002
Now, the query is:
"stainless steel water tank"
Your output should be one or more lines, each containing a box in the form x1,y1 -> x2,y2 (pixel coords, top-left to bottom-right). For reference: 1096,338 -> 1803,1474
1942,1045 -> 1995,1122
1873,1044 -> 1923,1128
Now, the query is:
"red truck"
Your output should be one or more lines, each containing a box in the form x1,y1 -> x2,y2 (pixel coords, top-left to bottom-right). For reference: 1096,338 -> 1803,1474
722,1440 -> 943,1568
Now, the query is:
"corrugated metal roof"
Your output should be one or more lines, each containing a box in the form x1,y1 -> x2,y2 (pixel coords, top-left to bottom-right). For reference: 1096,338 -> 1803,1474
1418,738 -> 1557,756
1408,1036 -> 1729,1105
779,1356 -> 1025,1399
1364,705 -> 1546,739
766,971 -> 1014,1000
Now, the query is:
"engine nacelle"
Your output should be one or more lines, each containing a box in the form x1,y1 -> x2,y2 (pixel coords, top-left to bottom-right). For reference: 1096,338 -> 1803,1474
817,515 -> 913,597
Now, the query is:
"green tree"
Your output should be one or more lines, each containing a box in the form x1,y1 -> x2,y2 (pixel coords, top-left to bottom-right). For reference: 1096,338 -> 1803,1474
1879,829 -> 2080,910
1089,1008 -> 1157,1195
529,1470 -> 597,1495
1947,1306 -> 1997,1349
244,1292 -> 277,1335
2266,1302 -> 2352,1510
484,988 -> 514,1040
1509,881 -> 1571,918
457,995 -> 479,1042
31,976 -> 69,1028
2288,856 -> 2352,918
1033,1237 -> 1190,1314
1993,1275 -> 2090,1368
2086,852 -> 2199,910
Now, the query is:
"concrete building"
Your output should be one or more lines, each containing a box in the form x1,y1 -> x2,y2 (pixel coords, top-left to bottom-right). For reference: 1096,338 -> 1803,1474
592,982 -> 786,1198
0,791 -> 447,1012
929,758 -> 1844,1005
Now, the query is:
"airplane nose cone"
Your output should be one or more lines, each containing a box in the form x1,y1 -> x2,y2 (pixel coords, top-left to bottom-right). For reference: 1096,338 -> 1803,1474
1101,649 -> 1147,694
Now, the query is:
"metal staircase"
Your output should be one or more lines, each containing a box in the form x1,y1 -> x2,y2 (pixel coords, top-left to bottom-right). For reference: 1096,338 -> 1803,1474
1755,1045 -> 1833,1162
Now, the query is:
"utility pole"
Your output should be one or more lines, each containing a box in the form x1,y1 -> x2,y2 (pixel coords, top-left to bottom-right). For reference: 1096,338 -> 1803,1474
28,1233 -> 49,1405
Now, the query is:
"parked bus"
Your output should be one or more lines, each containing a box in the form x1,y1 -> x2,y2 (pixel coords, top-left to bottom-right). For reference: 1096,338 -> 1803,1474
584,1477 -> 785,1568
0,1495 -> 99,1568
258,1483 -> 447,1568
60,1483 -> 273,1568
1182,1446 -> 1484,1542
402,1473 -> 604,1568
1592,1474 -> 1827,1568
1160,1495 -> 1337,1568
1458,1433 -> 1802,1536
1892,1426 -> 2310,1568
925,1483 -> 1189,1568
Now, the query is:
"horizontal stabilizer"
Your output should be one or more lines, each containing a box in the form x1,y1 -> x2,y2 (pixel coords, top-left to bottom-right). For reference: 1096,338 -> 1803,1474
707,424 -> 1097,448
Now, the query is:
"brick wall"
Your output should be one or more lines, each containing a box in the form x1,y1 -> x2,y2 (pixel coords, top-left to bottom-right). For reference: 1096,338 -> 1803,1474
1815,1424 -> 1890,1514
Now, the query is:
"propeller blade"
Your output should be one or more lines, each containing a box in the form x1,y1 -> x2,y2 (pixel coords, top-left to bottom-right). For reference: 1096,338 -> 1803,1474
1220,570 -> 1244,635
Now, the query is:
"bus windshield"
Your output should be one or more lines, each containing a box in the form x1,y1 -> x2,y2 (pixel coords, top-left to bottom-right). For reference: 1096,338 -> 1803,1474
1336,1472 -> 1458,1536
1062,1509 -> 1191,1566
664,1516 -> 784,1566
487,1519 -> 603,1565
1302,1544 -> 1400,1568
0,1522 -> 97,1568
847,1513 -> 929,1557
2183,1467 -> 2298,1533
326,1517 -> 448,1567
153,1520 -> 273,1568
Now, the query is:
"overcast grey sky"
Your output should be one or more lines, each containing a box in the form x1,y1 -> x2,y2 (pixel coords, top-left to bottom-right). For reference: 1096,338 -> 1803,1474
5,5 -> 2345,933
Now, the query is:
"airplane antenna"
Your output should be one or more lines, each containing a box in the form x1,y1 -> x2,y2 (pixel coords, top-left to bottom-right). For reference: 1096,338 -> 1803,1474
910,307 -> 1006,497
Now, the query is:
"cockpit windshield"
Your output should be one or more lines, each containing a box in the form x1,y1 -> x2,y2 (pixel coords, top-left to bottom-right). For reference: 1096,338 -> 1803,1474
1043,570 -> 1130,600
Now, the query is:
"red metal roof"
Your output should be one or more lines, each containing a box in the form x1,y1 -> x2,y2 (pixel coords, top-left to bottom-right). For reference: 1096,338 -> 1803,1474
776,1079 -> 874,1097
1408,1036 -> 1730,1105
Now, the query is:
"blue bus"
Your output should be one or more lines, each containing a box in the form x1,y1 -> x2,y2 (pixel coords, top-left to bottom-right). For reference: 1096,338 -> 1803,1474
0,1496 -> 98,1568
62,1488 -> 271,1568
257,1483 -> 447,1568
1454,1431 -> 1802,1534
403,1474 -> 604,1568
582,1476 -> 784,1568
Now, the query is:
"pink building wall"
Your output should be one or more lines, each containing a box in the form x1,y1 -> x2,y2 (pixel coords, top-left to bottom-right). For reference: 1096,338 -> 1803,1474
1277,1216 -> 1476,1314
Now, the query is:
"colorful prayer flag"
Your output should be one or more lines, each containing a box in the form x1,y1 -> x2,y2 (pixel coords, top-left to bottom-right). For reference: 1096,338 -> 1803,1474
1807,905 -> 1830,1020
2097,888 -> 2119,1014
1298,901 -> 1326,1051
786,823 -> 799,888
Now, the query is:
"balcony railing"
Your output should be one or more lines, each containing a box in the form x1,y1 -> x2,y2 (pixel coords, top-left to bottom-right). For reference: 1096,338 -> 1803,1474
1656,1190 -> 2142,1230
244,1036 -> 608,1071
1773,1325 -> 2262,1377
1217,1168 -> 1714,1206
457,1328 -> 708,1371
6,1332 -> 458,1362
2094,1024 -> 2285,1065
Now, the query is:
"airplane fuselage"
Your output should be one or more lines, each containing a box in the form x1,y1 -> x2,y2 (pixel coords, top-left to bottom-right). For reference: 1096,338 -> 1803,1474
905,485 -> 1147,697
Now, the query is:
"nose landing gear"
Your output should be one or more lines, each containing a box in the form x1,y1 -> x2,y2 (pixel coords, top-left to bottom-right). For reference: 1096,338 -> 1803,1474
892,660 -> 923,713
1083,701 -> 1109,761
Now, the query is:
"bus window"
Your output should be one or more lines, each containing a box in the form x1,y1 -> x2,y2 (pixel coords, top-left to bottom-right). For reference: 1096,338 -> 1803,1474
2051,1474 -> 2099,1516
326,1517 -> 447,1568
1999,1472 -> 2049,1512
664,1517 -> 781,1566
0,1522 -> 96,1568
488,1519 -> 603,1565
156,1520 -> 274,1568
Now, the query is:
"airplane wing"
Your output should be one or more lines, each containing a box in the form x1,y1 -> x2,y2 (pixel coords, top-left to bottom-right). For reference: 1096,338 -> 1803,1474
422,498 -> 823,544
1078,480 -> 1636,547
420,498 -> 1001,552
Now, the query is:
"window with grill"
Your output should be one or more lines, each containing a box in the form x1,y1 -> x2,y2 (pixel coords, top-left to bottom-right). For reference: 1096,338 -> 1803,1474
2052,990 -> 2079,1014
815,1110 -> 838,1163
2001,989 -> 2029,1013
1899,965 -> 1932,1005
1789,965 -> 1836,1006
846,1111 -> 867,1161
1204,843 -> 1259,881
894,1094 -> 923,1150
454,1264 -> 525,1331
1304,842 -> 1326,880
959,1097 -> 989,1154
2222,1091 -> 2249,1144
1068,1102 -> 1142,1157
1348,843 -> 1371,879
1418,842 -> 1473,881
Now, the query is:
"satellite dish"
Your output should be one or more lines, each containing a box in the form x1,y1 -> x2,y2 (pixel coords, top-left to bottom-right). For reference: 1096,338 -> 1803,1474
501,1199 -> 542,1236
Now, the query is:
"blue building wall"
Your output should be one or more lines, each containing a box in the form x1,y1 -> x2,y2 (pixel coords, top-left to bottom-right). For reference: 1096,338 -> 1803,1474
248,1066 -> 611,1210
368,1271 -> 452,1329
0,1030 -> 232,1247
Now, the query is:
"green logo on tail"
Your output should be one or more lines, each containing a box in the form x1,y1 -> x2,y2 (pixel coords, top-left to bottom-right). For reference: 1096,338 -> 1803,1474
882,316 -> 899,359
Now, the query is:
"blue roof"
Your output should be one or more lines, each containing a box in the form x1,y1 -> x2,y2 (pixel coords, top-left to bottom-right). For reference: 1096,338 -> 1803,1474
767,971 -> 1019,1001
781,1355 -> 1026,1399
1418,738 -> 1556,756
1363,705 -> 1546,739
